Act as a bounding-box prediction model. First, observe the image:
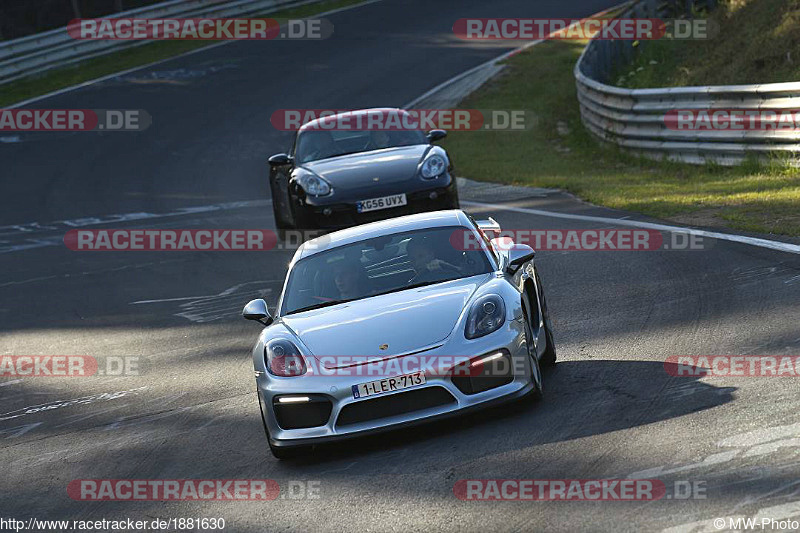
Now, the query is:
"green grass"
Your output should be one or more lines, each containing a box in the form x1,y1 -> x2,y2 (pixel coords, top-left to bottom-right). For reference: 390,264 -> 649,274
617,0 -> 800,88
0,0 -> 365,107
441,37 -> 800,236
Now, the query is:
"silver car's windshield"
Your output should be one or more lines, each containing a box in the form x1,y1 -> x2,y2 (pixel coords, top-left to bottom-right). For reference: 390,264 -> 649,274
281,226 -> 493,315
294,129 -> 426,164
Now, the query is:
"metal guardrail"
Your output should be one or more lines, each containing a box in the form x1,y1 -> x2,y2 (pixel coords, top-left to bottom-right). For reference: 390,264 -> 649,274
574,0 -> 800,165
0,0 -> 324,86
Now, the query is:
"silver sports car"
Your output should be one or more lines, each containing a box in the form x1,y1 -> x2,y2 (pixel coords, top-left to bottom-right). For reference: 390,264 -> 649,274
242,210 -> 556,459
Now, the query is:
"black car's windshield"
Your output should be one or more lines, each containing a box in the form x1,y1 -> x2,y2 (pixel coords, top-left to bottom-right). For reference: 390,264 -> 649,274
294,129 -> 426,164
281,226 -> 493,315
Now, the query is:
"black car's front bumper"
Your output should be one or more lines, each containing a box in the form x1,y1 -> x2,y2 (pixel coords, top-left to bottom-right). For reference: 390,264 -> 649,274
293,177 -> 459,230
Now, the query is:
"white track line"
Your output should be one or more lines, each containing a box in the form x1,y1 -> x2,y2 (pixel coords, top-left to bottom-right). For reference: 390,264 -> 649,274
462,200 -> 800,255
7,0 -> 387,109
403,1 -> 630,109
403,39 -> 542,110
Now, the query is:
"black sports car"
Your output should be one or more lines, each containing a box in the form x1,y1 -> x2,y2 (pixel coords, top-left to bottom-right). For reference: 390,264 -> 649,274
268,108 -> 459,233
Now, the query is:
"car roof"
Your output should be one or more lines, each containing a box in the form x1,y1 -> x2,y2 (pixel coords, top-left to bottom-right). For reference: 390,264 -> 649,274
298,108 -> 409,132
293,210 -> 470,262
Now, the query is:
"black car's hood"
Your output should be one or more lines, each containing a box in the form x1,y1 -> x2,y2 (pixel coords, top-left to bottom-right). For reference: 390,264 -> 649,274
298,145 -> 430,189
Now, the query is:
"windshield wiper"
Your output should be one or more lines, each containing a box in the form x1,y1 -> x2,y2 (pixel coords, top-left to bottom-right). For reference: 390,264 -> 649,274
285,297 -> 359,315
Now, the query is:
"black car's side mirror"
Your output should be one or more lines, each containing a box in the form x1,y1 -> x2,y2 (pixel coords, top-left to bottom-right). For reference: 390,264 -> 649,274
426,129 -> 447,143
506,244 -> 535,275
243,299 -> 273,326
268,153 -> 293,166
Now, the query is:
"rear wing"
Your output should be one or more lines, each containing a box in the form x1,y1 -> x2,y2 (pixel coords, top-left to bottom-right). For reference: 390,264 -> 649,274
475,217 -> 501,238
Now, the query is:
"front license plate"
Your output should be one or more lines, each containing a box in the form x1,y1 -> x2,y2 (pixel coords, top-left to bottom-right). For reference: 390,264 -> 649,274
356,193 -> 407,213
352,372 -> 426,399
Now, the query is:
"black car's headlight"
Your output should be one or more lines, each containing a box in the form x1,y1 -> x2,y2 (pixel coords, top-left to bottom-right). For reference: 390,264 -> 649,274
420,154 -> 447,178
265,339 -> 307,377
465,294 -> 506,339
297,174 -> 331,196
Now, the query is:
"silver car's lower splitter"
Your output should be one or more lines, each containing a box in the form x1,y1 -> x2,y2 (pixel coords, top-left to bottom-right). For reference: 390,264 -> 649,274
264,381 -> 535,448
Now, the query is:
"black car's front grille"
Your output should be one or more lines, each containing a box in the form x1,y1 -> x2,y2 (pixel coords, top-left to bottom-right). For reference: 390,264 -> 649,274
310,187 -> 457,229
336,387 -> 456,427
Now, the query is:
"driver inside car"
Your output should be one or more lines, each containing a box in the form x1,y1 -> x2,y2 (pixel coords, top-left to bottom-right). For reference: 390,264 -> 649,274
367,130 -> 392,150
301,131 -> 338,162
407,237 -> 461,283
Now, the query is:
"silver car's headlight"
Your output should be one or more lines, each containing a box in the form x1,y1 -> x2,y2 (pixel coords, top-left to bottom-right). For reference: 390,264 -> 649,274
297,174 -> 331,196
265,339 -> 307,377
420,154 -> 446,178
465,294 -> 506,339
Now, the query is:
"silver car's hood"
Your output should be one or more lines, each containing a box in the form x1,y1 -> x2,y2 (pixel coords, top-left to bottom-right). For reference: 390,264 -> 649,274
281,274 -> 490,367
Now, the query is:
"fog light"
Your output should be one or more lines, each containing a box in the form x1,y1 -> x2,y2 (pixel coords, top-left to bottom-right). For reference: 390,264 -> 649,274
323,208 -> 333,216
277,396 -> 310,403
273,394 -> 333,429
429,192 -> 438,200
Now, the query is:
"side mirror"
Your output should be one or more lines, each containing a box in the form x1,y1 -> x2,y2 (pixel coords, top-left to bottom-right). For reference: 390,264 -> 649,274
268,153 -> 293,166
506,244 -> 535,274
243,299 -> 273,326
426,129 -> 447,143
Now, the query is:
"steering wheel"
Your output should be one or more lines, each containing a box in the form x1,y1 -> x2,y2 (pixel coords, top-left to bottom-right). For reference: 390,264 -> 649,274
408,261 -> 461,285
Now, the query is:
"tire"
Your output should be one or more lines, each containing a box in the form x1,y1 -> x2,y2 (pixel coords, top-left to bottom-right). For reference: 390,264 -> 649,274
445,187 -> 460,209
269,179 -> 289,241
289,195 -> 314,233
522,302 -> 543,401
540,322 -> 557,367
537,272 -> 557,367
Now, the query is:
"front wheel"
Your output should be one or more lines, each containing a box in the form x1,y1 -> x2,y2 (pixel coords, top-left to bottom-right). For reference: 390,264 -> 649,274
269,179 -> 290,241
537,273 -> 557,367
289,195 -> 314,232
540,321 -> 557,367
522,303 -> 543,401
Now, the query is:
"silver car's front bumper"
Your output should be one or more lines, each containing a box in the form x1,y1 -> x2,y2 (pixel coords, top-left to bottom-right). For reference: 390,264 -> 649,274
257,317 -> 534,448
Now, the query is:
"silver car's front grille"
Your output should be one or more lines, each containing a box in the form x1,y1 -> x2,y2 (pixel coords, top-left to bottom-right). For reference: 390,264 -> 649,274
335,387 -> 456,427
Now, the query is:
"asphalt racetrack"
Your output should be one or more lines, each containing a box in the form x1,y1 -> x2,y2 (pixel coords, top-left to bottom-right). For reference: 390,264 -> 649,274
2,1 -> 800,531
